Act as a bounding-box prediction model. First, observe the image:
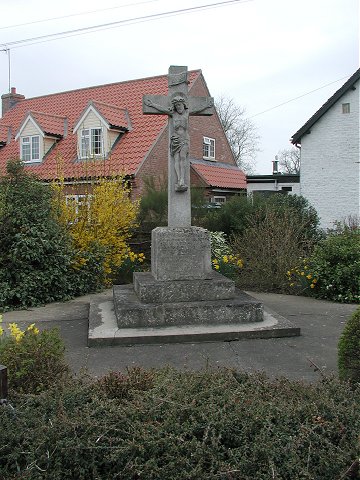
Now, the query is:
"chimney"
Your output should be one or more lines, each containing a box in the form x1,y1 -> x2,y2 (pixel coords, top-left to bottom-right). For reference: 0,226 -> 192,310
272,155 -> 279,174
1,87 -> 25,117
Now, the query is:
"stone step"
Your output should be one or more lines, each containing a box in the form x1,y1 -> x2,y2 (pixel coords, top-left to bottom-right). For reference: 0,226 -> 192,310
113,285 -> 263,328
88,299 -> 300,346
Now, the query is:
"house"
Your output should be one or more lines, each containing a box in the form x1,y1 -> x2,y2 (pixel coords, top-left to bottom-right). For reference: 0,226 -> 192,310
246,173 -> 300,197
0,71 -> 246,205
291,68 -> 360,229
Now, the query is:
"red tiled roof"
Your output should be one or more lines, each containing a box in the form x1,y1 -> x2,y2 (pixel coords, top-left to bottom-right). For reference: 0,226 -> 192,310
0,70 -> 201,179
0,125 -> 10,144
27,111 -> 67,137
191,161 -> 246,189
91,101 -> 130,130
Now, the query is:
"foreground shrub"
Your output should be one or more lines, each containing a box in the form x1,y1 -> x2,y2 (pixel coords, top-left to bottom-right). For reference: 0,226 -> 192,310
0,368 -> 359,479
308,226 -> 360,303
232,201 -> 318,292
0,160 -> 76,309
0,319 -> 70,394
338,307 -> 360,384
95,366 -> 155,399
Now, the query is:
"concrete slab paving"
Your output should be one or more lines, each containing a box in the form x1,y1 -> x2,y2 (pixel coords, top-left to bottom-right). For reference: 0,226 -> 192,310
2,289 -> 358,383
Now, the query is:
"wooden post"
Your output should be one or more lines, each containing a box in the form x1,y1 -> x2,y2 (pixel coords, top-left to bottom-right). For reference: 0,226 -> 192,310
0,365 -> 8,401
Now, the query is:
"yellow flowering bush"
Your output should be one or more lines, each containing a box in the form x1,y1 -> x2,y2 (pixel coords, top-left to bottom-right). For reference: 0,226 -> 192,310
287,259 -> 318,294
53,175 -> 139,286
0,315 -> 69,394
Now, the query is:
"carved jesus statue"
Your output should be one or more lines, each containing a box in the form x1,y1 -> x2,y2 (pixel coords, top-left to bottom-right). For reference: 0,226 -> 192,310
145,93 -> 190,192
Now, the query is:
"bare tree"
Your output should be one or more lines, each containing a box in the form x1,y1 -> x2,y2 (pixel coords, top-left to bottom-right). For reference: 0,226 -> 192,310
215,95 -> 260,174
276,147 -> 300,174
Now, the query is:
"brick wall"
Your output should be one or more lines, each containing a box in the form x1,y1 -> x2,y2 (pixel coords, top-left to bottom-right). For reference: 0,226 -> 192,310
300,83 -> 360,229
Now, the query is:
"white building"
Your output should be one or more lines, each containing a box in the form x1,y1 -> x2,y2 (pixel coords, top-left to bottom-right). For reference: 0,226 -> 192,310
247,173 -> 300,197
291,69 -> 360,230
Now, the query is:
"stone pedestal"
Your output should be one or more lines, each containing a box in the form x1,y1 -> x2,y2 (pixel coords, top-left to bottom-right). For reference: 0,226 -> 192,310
112,226 -> 265,332
89,225 -> 301,345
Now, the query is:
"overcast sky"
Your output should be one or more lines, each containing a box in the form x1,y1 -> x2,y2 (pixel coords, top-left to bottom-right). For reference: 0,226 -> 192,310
0,0 -> 358,173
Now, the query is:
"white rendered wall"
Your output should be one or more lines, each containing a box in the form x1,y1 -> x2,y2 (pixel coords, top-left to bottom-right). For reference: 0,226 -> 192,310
300,84 -> 360,229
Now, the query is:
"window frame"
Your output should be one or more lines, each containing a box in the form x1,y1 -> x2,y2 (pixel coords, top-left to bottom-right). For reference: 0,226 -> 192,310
80,127 -> 104,158
65,194 -> 91,222
203,136 -> 216,160
342,103 -> 350,114
21,135 -> 40,162
212,195 -> 226,204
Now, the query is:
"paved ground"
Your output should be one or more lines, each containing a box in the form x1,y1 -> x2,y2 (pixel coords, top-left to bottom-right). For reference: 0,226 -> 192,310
2,290 -> 358,383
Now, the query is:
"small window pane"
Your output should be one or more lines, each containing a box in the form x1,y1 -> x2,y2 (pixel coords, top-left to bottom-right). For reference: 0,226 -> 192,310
31,136 -> 39,160
92,128 -> 102,155
81,129 -> 90,157
342,103 -> 350,114
22,142 -> 31,161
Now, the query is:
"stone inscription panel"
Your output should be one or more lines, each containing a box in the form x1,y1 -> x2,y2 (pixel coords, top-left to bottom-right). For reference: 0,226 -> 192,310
151,227 -> 212,281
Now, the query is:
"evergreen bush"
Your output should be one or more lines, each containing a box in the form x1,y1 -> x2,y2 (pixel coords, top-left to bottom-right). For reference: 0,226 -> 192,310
138,176 -> 168,232
309,226 -> 360,303
0,368 -> 359,479
338,307 -> 360,384
0,160 -> 76,309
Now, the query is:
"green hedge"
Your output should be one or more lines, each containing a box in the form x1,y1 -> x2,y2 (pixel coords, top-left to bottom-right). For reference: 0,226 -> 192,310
310,227 -> 360,303
1,368 -> 359,479
338,307 -> 360,384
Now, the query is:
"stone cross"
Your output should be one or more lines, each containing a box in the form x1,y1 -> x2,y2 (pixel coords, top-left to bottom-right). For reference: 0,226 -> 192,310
143,65 -> 214,227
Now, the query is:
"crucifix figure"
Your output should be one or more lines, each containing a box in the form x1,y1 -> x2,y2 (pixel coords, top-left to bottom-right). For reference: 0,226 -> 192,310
143,65 -> 214,227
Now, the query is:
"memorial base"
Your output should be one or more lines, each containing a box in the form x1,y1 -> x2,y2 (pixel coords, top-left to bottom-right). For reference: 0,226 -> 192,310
87,225 -> 301,346
88,288 -> 300,346
113,284 -> 263,328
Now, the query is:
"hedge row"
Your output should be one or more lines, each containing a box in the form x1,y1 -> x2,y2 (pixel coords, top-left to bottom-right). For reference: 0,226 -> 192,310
1,368 -> 359,479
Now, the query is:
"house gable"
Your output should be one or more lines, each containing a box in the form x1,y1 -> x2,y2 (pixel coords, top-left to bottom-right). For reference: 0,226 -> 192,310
291,69 -> 360,229
291,68 -> 360,145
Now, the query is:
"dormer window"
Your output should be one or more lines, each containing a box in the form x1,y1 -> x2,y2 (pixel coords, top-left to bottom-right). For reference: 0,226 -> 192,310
80,128 -> 103,158
21,135 -> 40,162
74,101 -> 130,161
15,112 -> 66,163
